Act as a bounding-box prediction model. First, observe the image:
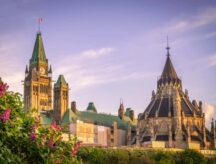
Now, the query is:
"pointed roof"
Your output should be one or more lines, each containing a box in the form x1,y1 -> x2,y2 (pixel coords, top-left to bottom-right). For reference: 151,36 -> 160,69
30,32 -> 47,65
55,75 -> 67,86
25,65 -> 29,73
161,47 -> 178,79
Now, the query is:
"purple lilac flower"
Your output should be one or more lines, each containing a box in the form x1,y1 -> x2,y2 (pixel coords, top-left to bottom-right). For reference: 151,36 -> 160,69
51,120 -> 61,131
71,141 -> 82,157
0,82 -> 8,96
48,136 -> 54,148
30,132 -> 37,141
0,108 -> 11,122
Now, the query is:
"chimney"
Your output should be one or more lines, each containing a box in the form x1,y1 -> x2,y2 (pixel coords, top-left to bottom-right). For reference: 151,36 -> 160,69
71,101 -> 77,113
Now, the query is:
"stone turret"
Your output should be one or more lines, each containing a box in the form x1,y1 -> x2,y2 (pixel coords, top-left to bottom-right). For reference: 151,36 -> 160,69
71,101 -> 77,114
53,75 -> 69,122
118,102 -> 125,120
202,113 -> 207,148
129,110 -> 135,121
211,118 -> 216,148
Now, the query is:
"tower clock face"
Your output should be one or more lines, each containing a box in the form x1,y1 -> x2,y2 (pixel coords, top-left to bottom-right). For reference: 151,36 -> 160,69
40,67 -> 45,75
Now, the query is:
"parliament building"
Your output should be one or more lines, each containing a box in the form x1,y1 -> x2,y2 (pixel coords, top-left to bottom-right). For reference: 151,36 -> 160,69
23,31 -> 216,149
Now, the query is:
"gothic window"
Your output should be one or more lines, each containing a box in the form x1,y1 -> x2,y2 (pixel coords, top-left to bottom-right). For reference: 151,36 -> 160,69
40,85 -> 43,93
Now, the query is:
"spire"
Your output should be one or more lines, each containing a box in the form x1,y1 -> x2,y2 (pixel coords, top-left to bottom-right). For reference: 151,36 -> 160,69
48,65 -> 52,73
161,40 -> 178,79
30,32 -> 47,65
211,118 -> 215,134
118,100 -> 125,120
166,36 -> 170,57
25,65 -> 29,73
55,75 -> 67,86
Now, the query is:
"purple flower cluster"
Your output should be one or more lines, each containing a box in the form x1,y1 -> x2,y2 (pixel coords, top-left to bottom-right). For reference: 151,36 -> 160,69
51,120 -> 61,131
0,108 -> 11,122
71,141 -> 82,157
30,132 -> 37,141
0,82 -> 8,96
48,136 -> 54,148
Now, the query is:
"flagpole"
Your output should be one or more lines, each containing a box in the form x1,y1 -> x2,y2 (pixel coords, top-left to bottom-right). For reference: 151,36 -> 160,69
38,18 -> 42,33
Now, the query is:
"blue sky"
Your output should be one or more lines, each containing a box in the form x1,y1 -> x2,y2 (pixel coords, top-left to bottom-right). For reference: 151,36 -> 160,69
0,0 -> 215,125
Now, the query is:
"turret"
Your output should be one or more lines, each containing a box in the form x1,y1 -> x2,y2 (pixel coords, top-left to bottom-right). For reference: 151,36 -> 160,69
211,118 -> 215,136
129,110 -> 135,121
211,118 -> 216,148
25,65 -> 29,78
48,65 -> 52,77
71,101 -> 77,114
118,102 -> 125,120
53,75 -> 69,122
86,102 -> 97,113
199,101 -> 203,113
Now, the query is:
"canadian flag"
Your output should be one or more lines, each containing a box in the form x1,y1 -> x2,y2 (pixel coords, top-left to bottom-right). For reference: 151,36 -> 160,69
38,18 -> 43,24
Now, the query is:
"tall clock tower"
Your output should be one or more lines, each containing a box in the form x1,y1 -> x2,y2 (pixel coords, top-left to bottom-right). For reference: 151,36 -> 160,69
24,32 -> 52,113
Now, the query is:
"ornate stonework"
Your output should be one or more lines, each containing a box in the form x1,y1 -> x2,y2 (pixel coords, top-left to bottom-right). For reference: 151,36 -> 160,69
137,46 -> 215,149
24,32 -> 52,112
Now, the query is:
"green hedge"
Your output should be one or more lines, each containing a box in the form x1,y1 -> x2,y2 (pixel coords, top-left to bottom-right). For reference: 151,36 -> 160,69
78,147 -> 216,164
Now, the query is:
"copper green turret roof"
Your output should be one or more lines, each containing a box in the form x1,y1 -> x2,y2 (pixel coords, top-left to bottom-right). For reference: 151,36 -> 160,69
55,75 -> 67,86
161,48 -> 178,79
30,32 -> 47,65
86,102 -> 97,113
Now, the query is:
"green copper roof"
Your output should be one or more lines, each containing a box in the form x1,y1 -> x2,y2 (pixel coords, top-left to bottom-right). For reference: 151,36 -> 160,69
125,108 -> 131,117
61,109 -> 137,130
62,108 -> 77,124
86,102 -> 97,113
55,75 -> 67,86
30,32 -> 47,65
40,113 -> 53,125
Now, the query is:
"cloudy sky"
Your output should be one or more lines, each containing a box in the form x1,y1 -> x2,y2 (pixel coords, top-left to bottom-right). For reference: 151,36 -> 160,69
0,0 -> 215,125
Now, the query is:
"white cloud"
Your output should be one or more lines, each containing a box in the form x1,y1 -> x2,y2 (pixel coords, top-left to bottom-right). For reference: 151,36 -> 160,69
168,7 -> 216,33
81,47 -> 115,58
53,47 -> 155,92
203,103 -> 216,128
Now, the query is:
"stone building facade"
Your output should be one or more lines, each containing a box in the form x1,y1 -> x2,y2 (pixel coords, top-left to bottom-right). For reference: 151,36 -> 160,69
24,31 -> 215,149
24,31 -> 136,146
137,46 -> 215,149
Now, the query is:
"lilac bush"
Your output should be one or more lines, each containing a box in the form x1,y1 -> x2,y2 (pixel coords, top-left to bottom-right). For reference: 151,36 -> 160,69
0,79 -> 81,163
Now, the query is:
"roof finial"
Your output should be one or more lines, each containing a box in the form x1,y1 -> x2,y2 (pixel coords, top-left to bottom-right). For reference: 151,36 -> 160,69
37,18 -> 43,34
166,36 -> 170,57
120,98 -> 123,105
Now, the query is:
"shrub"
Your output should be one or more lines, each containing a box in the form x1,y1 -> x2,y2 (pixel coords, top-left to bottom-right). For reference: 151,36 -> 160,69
0,80 -> 81,163
129,154 -> 154,164
180,149 -> 206,164
107,149 -> 129,164
207,157 -> 216,164
150,151 -> 175,164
